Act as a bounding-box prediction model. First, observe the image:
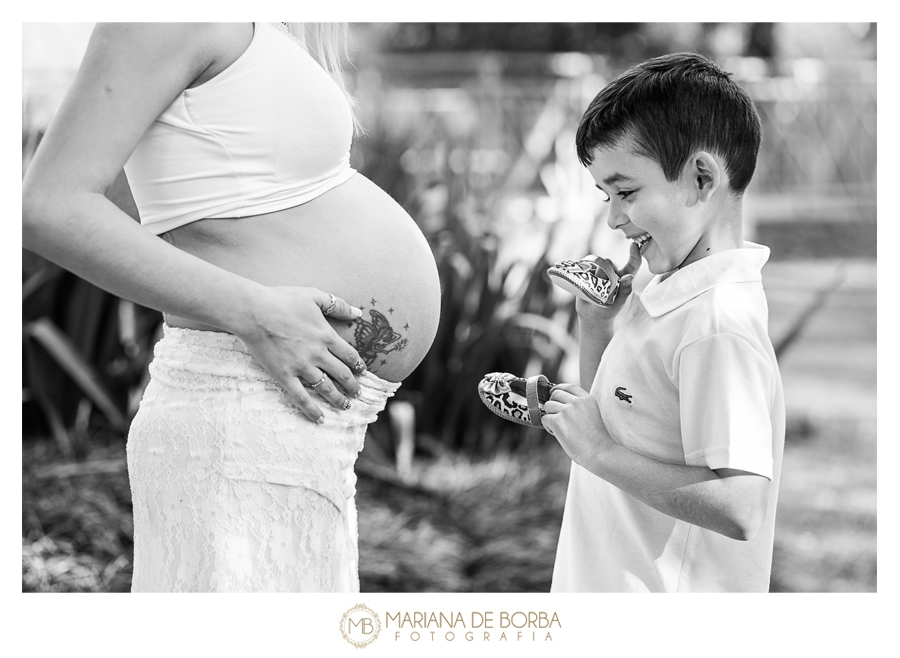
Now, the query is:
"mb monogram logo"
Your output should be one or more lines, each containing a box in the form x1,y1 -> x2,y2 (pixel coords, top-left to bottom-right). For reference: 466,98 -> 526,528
340,604 -> 382,648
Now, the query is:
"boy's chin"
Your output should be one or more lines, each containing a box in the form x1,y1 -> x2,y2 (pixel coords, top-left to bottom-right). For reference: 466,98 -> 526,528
645,258 -> 667,275
646,259 -> 680,276
645,249 -> 691,275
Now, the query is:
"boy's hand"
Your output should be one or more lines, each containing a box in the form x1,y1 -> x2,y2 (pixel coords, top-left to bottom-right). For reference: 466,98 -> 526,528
577,242 -> 642,327
542,383 -> 614,465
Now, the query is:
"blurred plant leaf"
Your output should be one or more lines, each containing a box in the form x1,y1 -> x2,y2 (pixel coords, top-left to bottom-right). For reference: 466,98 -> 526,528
23,335 -> 73,456
22,262 -> 63,301
504,312 -> 579,362
23,318 -> 129,433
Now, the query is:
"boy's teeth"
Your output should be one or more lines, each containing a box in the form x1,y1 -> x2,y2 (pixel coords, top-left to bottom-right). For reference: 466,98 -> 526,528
633,234 -> 650,247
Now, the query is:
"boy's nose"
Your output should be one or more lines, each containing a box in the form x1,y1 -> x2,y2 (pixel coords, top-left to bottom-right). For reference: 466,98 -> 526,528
606,200 -> 627,230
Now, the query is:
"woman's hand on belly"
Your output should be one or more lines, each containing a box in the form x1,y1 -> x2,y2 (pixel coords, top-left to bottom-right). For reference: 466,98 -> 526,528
237,285 -> 367,423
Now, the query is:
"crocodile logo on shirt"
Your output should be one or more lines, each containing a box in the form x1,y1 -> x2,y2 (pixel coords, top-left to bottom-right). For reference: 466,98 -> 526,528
614,387 -> 633,404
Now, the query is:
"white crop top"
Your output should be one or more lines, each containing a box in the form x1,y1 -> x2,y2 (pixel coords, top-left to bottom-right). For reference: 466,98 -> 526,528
124,22 -> 356,235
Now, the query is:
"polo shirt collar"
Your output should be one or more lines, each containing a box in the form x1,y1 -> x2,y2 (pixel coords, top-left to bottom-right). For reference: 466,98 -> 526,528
638,241 -> 770,318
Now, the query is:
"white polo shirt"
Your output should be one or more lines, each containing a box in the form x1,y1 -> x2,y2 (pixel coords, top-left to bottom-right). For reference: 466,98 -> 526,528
551,242 -> 785,592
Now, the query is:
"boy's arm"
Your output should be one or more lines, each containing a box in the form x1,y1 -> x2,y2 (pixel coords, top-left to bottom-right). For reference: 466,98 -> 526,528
585,434 -> 770,541
543,384 -> 770,540
574,243 -> 640,388
577,317 -> 615,389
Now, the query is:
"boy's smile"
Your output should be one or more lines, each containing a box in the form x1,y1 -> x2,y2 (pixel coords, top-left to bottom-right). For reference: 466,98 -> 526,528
586,136 -> 739,275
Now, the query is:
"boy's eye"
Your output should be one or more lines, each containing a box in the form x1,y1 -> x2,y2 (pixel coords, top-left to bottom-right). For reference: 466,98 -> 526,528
597,189 -> 634,203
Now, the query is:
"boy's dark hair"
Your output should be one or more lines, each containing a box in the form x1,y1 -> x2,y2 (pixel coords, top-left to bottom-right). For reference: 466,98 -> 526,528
576,52 -> 762,194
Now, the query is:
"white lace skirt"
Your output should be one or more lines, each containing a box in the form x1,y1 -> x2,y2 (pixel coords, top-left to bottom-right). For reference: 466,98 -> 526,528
126,325 -> 399,592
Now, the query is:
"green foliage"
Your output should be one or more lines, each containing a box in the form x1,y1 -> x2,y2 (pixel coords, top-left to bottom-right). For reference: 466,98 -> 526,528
22,262 -> 161,454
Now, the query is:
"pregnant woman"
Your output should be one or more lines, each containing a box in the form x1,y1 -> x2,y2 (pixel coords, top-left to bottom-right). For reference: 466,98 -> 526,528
22,22 -> 441,592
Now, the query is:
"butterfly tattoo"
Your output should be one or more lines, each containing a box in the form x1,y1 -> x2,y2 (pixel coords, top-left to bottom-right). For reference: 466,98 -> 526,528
354,309 -> 408,366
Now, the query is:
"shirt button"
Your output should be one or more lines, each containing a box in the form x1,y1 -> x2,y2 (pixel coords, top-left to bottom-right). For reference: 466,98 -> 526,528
633,308 -> 640,317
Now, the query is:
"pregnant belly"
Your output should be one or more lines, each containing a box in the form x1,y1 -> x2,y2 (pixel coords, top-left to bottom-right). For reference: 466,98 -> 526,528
163,173 -> 441,383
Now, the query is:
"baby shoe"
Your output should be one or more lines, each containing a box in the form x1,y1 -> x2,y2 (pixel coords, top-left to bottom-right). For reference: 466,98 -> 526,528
547,255 -> 620,306
478,372 -> 557,429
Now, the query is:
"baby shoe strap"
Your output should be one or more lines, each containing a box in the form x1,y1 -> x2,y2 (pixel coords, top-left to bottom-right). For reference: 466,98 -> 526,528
583,255 -> 619,286
526,374 -> 549,425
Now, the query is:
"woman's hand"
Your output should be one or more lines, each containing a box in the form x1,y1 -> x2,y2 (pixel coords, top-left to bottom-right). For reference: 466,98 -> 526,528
576,241 -> 642,328
238,286 -> 367,423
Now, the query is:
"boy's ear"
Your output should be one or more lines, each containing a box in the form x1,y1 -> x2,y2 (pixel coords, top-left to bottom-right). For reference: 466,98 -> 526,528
690,151 -> 721,202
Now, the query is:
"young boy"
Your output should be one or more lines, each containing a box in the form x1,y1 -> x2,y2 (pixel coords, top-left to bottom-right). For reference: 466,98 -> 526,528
542,52 -> 785,592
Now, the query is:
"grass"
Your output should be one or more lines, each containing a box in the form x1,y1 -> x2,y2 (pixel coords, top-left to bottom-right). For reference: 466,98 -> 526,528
357,437 -> 569,592
22,441 -> 133,593
22,411 -> 876,593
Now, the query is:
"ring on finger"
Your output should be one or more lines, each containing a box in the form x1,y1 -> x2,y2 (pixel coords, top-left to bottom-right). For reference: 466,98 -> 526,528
309,374 -> 329,389
323,293 -> 337,317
